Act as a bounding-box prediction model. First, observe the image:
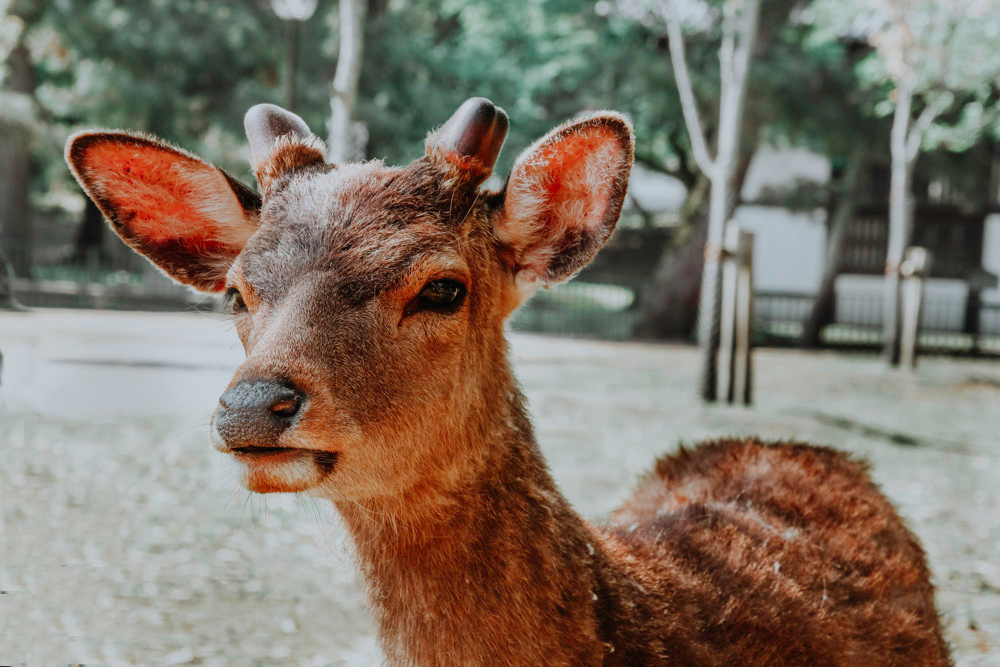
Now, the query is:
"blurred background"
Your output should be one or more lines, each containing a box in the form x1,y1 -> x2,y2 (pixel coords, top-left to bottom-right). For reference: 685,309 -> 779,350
2,0 -> 1000,353
1,0 -> 999,665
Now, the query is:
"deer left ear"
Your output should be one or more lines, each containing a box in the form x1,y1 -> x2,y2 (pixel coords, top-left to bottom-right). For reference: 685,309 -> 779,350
66,131 -> 261,292
496,113 -> 633,301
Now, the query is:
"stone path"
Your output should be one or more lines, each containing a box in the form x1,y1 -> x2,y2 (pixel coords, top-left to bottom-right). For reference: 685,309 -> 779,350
1,310 -> 997,665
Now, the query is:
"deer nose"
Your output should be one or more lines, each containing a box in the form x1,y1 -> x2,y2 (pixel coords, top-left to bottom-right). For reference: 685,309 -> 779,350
213,380 -> 305,450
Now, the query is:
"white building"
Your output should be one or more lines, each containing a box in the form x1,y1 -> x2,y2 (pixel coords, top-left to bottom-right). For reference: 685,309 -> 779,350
625,145 -> 1000,334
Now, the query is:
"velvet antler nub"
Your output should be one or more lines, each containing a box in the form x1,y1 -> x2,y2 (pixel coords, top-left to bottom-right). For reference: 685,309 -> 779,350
427,97 -> 509,186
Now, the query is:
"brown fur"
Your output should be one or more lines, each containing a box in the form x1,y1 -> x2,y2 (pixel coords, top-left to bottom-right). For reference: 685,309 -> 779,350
66,101 -> 950,666
251,134 -> 328,197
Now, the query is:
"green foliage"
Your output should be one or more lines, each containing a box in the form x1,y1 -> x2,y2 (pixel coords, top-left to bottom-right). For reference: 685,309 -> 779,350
10,0 -> 711,200
13,0 -> 702,200
758,22 -> 890,158
808,0 -> 1000,153
4,0 -> 998,221
35,0 -> 292,174
356,0 -> 681,177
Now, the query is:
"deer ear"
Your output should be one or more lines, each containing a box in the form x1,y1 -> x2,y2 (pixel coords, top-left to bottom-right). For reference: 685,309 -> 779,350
497,113 -> 633,300
65,131 -> 261,292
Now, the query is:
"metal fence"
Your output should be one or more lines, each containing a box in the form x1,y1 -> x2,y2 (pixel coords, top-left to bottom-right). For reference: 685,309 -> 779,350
509,283 -> 1000,356
4,242 -> 999,357
753,290 -> 1000,356
3,241 -> 215,312
510,282 -> 641,341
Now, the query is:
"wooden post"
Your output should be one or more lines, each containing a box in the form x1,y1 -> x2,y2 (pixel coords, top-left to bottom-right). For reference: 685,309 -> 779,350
734,228 -> 754,405
0,247 -> 21,310
717,230 -> 736,403
899,247 -> 931,369
964,268 -> 998,357
718,222 -> 754,404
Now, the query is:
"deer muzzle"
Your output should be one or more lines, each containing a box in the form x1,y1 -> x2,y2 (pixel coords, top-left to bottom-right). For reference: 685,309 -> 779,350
212,379 -> 306,454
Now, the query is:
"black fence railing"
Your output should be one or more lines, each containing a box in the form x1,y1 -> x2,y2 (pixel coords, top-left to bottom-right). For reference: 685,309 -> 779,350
842,207 -> 985,279
2,241 -> 212,311
4,242 -> 999,357
510,282 -> 641,341
752,290 -> 1000,356
511,285 -> 1000,356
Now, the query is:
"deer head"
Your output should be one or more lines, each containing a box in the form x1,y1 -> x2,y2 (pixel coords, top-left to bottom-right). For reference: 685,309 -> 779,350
66,98 -> 633,501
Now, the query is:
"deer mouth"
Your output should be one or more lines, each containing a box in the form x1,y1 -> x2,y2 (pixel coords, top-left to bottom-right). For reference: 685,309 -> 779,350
231,445 -> 299,458
229,446 -> 339,473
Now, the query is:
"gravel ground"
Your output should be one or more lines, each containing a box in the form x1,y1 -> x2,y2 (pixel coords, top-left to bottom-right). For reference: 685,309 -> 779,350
1,309 -> 998,666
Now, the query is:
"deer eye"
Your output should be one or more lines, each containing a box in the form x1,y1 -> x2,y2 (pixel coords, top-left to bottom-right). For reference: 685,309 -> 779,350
226,287 -> 248,315
407,279 -> 467,316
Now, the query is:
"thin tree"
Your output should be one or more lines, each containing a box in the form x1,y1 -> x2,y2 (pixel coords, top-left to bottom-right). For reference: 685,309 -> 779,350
616,0 -> 796,344
876,0 -> 956,364
662,0 -> 762,401
814,0 -> 1000,364
327,0 -> 366,163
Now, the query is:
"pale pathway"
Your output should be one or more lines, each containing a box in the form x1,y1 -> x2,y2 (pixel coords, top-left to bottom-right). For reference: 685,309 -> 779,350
1,310 -> 996,665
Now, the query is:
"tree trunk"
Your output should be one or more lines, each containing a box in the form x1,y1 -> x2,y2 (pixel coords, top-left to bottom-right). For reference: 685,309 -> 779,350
327,0 -> 367,163
697,0 -> 761,402
884,82 -> 916,366
638,155 -> 752,340
800,149 -> 864,348
284,19 -> 300,112
69,199 -> 108,265
0,42 -> 34,278
637,173 -> 707,338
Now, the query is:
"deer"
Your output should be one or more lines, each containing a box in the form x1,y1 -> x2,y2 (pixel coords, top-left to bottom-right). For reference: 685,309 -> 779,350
66,98 -> 951,666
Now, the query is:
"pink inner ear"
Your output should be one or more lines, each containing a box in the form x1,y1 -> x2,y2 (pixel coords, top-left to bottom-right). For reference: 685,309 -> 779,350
499,116 -> 632,291
83,142 -> 244,250
531,127 -> 616,233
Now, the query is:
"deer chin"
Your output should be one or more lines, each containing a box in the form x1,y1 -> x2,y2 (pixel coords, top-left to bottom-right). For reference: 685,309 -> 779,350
221,445 -> 339,494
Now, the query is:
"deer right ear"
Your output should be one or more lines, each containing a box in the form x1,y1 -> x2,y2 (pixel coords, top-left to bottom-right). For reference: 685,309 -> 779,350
496,113 -> 634,304
66,131 -> 261,292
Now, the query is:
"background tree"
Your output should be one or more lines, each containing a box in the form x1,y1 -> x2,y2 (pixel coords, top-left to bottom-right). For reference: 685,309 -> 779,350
616,0 -> 803,349
0,0 -> 41,277
327,0 -> 366,162
813,0 -> 1000,365
617,0 -> 763,401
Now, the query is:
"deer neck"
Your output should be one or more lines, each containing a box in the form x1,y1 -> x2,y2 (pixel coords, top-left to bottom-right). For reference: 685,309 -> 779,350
333,355 -> 621,665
